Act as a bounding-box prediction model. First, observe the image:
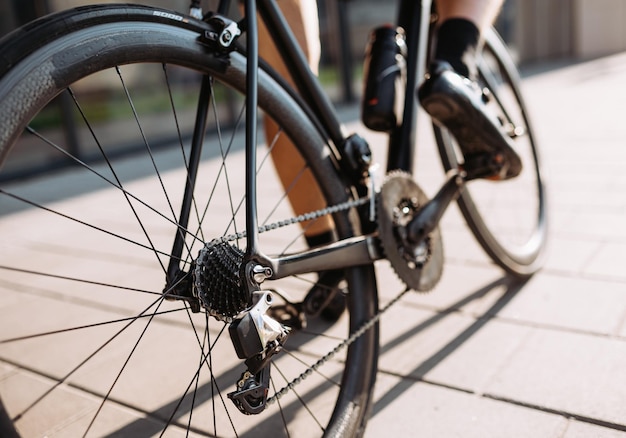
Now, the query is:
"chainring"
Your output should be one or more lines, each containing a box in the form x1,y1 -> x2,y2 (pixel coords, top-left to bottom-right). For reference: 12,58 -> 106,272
377,171 -> 444,291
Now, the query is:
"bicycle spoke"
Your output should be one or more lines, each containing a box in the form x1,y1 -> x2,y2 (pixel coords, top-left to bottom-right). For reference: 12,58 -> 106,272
279,349 -> 340,388
83,297 -> 169,437
16,126 -> 203,252
0,189 -> 179,262
9,294 -> 169,422
162,64 -> 206,266
0,10 -> 379,434
273,363 -> 325,434
116,67 -> 179,223
0,308 -> 184,344
205,100 -> 247,241
0,265 -> 162,297
184,315 -> 207,433
269,377 -> 291,437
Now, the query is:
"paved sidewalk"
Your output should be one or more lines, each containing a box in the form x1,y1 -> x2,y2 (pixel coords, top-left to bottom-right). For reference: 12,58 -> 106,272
1,52 -> 625,437
361,53 -> 626,437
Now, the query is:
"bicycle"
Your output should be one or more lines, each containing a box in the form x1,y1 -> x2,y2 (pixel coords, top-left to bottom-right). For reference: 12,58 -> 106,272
0,0 -> 546,436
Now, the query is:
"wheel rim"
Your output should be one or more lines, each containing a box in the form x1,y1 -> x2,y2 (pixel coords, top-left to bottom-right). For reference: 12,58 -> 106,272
436,35 -> 547,275
0,24 -> 376,436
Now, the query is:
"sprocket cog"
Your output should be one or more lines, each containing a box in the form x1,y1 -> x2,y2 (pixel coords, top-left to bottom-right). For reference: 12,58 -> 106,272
194,240 -> 250,321
377,171 -> 444,291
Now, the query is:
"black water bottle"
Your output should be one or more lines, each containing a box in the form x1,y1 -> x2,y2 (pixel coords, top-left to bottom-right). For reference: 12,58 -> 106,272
362,26 -> 407,132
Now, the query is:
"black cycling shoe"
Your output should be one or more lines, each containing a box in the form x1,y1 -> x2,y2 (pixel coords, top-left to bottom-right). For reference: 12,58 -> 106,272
418,61 -> 522,180
267,270 -> 346,330
303,269 -> 347,322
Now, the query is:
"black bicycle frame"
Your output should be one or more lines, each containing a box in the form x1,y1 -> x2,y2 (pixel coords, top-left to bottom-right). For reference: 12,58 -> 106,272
246,0 -> 437,280
389,0 -> 433,171
166,0 -> 438,287
255,0 -> 433,173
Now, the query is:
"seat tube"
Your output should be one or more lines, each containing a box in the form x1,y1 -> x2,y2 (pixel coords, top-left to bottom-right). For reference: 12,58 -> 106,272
244,0 -> 261,259
386,0 -> 432,173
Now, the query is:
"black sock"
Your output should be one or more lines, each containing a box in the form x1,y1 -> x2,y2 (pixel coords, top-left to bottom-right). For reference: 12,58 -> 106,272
305,230 -> 335,248
434,18 -> 480,79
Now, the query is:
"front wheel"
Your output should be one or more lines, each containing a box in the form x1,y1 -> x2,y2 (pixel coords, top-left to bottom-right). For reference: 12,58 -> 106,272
435,28 -> 548,277
0,5 -> 378,437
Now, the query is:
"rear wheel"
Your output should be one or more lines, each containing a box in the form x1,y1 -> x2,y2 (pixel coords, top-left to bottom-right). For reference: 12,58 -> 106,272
435,28 -> 548,277
0,5 -> 378,437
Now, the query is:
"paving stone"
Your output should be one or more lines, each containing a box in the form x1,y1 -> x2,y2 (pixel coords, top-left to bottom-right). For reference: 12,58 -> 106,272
2,42 -> 626,438
485,328 -> 626,426
419,320 -> 532,394
497,273 -> 626,335
0,362 -> 15,380
49,401 -> 206,438
563,420 -> 626,438
543,236 -> 602,275
366,375 -> 568,438
584,241 -> 626,281
1,370 -> 96,437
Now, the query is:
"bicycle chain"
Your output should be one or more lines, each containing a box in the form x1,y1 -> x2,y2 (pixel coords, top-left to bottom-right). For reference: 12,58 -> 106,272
267,286 -> 410,406
201,197 -> 369,246
197,195 -> 409,403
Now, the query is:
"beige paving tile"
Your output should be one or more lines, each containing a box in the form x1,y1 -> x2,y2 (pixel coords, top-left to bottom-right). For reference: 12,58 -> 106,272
620,313 -> 626,338
367,375 -> 567,438
584,241 -> 626,281
497,274 -> 626,335
0,362 -> 15,380
1,367 -> 197,438
543,236 -> 602,274
422,320 -> 532,394
50,399 -> 224,438
563,420 -> 626,438
376,304 -> 473,378
564,211 -> 626,241
1,370 -> 96,438
485,328 -> 626,425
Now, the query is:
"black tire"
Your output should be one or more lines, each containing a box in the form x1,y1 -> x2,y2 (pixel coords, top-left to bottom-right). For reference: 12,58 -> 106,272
0,5 -> 378,437
435,28 -> 548,277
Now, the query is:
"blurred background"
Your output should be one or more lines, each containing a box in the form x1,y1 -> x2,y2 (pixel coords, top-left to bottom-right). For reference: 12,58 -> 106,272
3,0 -> 624,67
1,0 -> 624,180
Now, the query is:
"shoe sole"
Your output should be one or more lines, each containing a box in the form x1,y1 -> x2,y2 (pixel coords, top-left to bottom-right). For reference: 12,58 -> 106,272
420,73 -> 522,180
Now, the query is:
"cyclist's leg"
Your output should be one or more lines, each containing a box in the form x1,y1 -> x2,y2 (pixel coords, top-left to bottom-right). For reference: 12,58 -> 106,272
258,0 -> 335,241
434,0 -> 503,78
257,0 -> 347,318
436,0 -> 504,31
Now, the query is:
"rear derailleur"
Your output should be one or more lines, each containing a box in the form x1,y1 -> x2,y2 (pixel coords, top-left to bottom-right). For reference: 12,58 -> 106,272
167,239 -> 348,415
227,290 -> 290,415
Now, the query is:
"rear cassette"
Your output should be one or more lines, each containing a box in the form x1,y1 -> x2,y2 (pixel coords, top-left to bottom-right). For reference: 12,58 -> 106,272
194,240 -> 249,321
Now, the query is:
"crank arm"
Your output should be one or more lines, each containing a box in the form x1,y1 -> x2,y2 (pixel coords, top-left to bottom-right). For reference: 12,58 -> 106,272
266,234 -> 383,280
407,170 -> 465,242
